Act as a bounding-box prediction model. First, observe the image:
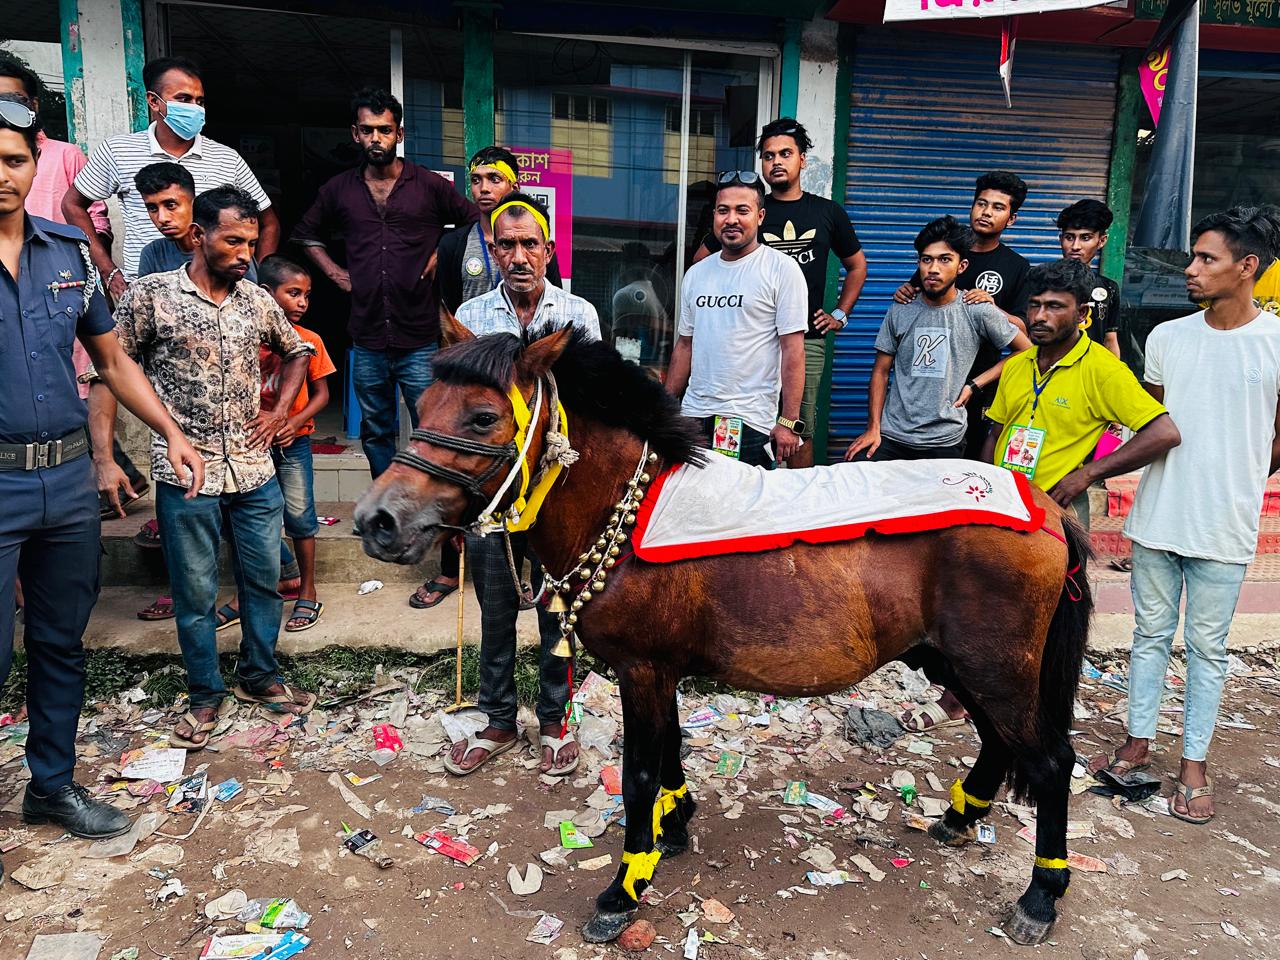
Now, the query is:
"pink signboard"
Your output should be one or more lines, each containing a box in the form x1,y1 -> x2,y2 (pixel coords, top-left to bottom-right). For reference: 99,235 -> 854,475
1139,44 -> 1171,125
510,147 -> 574,279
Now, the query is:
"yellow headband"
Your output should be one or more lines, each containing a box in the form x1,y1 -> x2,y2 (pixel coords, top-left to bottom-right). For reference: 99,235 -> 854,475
491,199 -> 550,241
470,159 -> 518,184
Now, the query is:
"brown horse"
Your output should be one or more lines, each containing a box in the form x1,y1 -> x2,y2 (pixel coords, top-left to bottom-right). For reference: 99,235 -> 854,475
354,319 -> 1093,946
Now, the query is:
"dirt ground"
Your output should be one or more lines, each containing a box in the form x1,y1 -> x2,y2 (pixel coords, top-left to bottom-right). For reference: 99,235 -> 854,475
0,654 -> 1277,960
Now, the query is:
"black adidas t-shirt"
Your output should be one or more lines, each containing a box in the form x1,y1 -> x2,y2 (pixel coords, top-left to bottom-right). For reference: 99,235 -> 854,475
706,192 -> 861,338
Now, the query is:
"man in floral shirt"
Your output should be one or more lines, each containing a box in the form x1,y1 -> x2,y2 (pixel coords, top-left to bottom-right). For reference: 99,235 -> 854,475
90,186 -> 317,749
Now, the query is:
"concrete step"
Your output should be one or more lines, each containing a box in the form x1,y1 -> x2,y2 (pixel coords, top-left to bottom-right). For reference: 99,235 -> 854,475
101,499 -> 438,587
1088,513 -> 1280,559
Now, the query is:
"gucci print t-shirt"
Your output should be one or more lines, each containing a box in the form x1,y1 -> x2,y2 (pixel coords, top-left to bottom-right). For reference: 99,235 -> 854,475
874,294 -> 1018,448
705,192 -> 861,338
1126,310 -> 1280,564
678,244 -> 809,434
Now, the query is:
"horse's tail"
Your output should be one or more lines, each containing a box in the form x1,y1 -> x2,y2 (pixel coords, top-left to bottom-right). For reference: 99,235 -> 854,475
1009,512 -> 1094,801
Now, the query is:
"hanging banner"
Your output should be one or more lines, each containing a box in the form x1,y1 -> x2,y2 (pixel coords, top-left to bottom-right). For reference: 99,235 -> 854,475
998,16 -> 1019,107
509,147 -> 575,280
1138,44 -> 1171,125
884,0 -> 1114,22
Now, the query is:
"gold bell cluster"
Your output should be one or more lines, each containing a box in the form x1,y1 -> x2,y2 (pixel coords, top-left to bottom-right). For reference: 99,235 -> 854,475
546,450 -> 658,657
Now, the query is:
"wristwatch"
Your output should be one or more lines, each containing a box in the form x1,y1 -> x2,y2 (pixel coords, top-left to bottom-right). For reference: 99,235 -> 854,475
777,416 -> 807,434
829,307 -> 847,327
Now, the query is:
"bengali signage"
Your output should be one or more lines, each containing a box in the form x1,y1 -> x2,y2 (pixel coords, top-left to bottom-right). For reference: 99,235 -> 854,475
883,0 -> 1115,21
1138,0 -> 1280,27
509,147 -> 574,279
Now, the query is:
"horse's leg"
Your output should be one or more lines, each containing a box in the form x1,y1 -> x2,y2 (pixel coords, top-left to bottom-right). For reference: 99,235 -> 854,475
582,665 -> 675,943
656,694 -> 697,857
1005,727 -> 1074,945
928,702 -> 1011,847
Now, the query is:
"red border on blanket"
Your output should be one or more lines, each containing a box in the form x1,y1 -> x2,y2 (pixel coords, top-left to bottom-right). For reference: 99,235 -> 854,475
631,462 -> 1046,563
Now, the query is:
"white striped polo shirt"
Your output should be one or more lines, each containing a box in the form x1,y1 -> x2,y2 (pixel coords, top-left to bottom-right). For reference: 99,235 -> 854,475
73,122 -> 272,277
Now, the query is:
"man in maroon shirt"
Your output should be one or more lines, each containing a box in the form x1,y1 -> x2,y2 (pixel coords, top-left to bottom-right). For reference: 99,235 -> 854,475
293,88 -> 477,478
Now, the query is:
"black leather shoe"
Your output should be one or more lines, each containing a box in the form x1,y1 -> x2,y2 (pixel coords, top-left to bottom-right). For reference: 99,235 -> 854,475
22,783 -> 131,839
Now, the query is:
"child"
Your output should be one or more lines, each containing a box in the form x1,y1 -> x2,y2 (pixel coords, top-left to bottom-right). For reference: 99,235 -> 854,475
258,255 -> 336,631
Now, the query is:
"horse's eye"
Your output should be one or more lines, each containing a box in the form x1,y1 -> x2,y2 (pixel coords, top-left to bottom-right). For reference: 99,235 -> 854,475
473,412 -> 499,429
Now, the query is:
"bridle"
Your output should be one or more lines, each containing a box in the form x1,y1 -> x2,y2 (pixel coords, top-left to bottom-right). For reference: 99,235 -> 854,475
389,377 -> 571,536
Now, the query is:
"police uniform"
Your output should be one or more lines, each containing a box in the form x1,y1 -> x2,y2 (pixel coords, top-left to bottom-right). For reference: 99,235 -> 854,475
0,214 -> 114,795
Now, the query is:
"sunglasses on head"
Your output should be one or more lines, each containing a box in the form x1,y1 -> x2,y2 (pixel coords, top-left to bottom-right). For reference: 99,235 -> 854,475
717,170 -> 762,186
0,99 -> 36,130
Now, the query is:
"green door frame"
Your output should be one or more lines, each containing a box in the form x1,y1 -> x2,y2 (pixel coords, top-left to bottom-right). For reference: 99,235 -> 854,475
462,5 -> 496,164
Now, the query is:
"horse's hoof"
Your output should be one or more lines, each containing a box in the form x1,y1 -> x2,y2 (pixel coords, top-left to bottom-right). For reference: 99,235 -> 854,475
1004,904 -> 1055,945
582,909 -> 636,943
656,836 -> 687,857
928,819 -> 977,848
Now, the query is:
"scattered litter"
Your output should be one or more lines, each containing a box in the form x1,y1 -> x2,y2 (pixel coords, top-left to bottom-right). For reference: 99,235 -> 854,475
806,870 -> 857,887
599,766 -> 622,795
24,933 -> 104,960
782,781 -> 807,805
237,898 -> 312,931
344,828 -> 394,869
842,705 -> 907,749
701,898 -> 735,923
213,778 -> 244,802
417,830 -> 481,865
156,876 -> 187,901
357,579 -> 384,595
413,795 -> 457,816
86,811 -> 164,858
243,827 -> 302,868
11,852 -> 67,890
851,853 -> 885,882
526,914 -> 565,945
683,706 -> 722,730
977,823 -> 996,844
202,932 -> 310,959
328,771 -> 373,820
559,821 -> 594,849
578,854 -> 613,871
204,889 -> 249,920
344,772 -> 382,787
714,751 -> 745,779
167,770 -> 209,813
1161,869 -> 1189,882
682,926 -> 700,960
508,862 -> 544,895
120,747 -> 186,782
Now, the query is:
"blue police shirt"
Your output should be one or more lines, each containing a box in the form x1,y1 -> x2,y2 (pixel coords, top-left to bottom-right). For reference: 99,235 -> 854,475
0,215 -> 115,444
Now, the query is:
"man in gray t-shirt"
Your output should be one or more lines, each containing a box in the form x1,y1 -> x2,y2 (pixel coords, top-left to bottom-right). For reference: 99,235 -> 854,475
845,215 -> 1030,462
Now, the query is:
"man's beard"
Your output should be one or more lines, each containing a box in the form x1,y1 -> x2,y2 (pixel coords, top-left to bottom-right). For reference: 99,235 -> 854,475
364,145 -> 394,167
921,277 -> 957,301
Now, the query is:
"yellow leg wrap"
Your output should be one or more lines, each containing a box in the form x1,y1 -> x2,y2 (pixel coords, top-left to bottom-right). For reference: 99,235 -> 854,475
620,849 -> 662,901
949,779 -> 992,816
1034,856 -> 1070,871
650,784 -> 689,843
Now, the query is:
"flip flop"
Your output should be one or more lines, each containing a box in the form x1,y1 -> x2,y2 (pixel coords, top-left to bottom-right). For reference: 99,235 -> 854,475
1088,755 -> 1151,779
409,578 -> 458,609
170,700 -> 233,751
1171,777 -> 1215,825
540,732 -> 580,777
444,734 -> 518,777
137,595 -> 175,621
231,682 -> 317,716
901,701 -> 966,733
134,518 -> 162,549
284,598 -> 324,633
215,603 -> 241,632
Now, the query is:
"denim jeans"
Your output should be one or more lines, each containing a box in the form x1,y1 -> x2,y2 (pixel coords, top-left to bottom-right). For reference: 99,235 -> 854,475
1128,542 -> 1248,762
156,479 -> 286,708
467,531 -> 569,731
272,436 -> 318,539
352,344 -> 436,478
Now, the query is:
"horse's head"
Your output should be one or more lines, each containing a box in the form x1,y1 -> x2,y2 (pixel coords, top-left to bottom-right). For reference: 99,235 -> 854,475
354,314 -> 573,564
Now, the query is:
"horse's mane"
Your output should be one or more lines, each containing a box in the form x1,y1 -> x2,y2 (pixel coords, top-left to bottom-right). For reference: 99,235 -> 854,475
433,325 -> 707,467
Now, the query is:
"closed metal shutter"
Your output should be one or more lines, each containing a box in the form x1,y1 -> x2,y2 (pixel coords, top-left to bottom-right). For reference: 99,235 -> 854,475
828,29 -> 1119,460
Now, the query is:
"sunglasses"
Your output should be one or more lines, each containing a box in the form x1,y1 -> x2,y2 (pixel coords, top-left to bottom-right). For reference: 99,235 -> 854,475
0,99 -> 36,129
717,170 -> 762,186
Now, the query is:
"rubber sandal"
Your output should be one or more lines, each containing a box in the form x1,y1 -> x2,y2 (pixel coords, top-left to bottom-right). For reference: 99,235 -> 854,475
1088,755 -> 1151,779
444,734 -> 518,777
284,598 -> 324,633
1171,776 -> 1215,825
539,732 -> 580,777
170,701 -> 232,751
231,682 -> 317,716
901,701 -> 966,733
1109,557 -> 1133,573
137,595 -> 175,621
409,578 -> 459,609
215,603 -> 241,632
134,518 -> 162,549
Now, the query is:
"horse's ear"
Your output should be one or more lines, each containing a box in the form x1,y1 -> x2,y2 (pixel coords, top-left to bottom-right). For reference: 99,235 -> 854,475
440,307 -> 475,347
519,324 -> 573,379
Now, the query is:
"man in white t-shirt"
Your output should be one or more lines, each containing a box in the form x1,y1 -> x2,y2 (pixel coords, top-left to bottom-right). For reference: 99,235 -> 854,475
1089,205 -> 1280,826
666,171 -> 807,468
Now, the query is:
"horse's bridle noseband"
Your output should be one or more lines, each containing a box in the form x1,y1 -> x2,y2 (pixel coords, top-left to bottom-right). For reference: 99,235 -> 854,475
390,429 -> 518,506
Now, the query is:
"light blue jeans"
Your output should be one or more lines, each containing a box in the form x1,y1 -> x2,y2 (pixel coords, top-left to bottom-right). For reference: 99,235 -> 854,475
1128,542 -> 1248,762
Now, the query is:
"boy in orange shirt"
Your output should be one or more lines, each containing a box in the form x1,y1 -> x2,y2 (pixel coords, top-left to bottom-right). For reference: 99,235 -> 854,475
258,256 -> 336,631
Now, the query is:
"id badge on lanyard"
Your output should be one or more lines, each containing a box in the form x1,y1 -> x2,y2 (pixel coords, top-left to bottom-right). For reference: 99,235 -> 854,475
1000,358 -> 1060,479
712,415 -> 743,459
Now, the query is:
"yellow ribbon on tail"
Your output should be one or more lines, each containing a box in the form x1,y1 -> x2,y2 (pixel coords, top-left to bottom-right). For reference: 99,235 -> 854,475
949,779 -> 992,816
620,849 -> 662,901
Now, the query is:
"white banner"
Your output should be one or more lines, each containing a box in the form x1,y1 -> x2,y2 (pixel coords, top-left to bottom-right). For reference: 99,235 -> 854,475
884,0 -> 1116,22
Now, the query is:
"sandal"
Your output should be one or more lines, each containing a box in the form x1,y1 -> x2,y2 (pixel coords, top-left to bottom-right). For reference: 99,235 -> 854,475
137,595 -> 175,621
134,518 -> 162,549
170,701 -> 232,751
443,734 -> 518,777
409,578 -> 458,609
540,732 -> 580,777
215,603 -> 241,632
284,598 -> 324,633
231,682 -> 317,716
1088,754 -> 1151,779
901,701 -> 966,733
1171,777 -> 1215,825
1109,557 -> 1133,573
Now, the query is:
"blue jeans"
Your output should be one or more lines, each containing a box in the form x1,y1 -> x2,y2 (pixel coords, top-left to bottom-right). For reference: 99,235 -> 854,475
273,436 -> 318,539
1128,542 -> 1248,762
352,344 -> 436,478
156,479 -> 286,708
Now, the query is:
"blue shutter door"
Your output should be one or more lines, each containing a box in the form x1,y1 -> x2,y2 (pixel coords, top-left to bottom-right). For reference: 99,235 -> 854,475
828,29 -> 1119,460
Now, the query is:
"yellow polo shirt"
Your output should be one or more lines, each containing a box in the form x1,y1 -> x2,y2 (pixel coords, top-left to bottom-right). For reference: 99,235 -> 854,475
986,334 -> 1167,491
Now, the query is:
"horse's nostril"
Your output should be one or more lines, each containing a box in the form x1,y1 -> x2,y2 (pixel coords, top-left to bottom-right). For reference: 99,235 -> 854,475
371,508 -> 398,543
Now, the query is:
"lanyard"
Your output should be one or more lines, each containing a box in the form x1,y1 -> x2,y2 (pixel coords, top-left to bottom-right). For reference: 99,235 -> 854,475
1029,339 -> 1089,424
475,222 -> 495,289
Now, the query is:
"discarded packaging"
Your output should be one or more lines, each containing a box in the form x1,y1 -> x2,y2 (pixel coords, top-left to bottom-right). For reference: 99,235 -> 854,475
782,781 -> 808,805
213,778 -> 244,802
507,862 -> 544,895
344,828 -> 395,869
559,821 -> 594,849
357,579 -> 384,595
417,830 -> 481,865
237,898 -> 312,931
167,770 -> 209,813
526,914 -> 565,944
204,889 -> 249,920
120,747 -> 186,782
412,795 -> 457,816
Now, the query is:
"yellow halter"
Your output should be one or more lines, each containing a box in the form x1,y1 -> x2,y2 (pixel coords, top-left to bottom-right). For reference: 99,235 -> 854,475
501,382 -> 570,533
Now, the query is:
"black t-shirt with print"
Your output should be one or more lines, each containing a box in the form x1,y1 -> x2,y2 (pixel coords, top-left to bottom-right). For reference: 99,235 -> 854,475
956,243 -> 1031,318
1083,271 -> 1120,345
706,192 -> 861,338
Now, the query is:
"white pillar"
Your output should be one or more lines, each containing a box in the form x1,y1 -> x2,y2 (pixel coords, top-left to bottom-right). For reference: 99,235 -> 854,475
796,17 -> 839,199
68,0 -> 133,151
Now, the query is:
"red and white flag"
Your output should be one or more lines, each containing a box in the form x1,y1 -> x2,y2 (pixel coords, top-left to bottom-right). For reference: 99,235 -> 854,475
999,16 -> 1019,108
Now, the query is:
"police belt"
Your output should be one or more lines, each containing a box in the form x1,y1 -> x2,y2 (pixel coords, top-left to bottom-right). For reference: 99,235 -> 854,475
0,428 -> 90,471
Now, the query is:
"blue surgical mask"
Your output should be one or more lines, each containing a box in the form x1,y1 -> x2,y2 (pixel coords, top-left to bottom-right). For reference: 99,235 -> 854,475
161,101 -> 205,140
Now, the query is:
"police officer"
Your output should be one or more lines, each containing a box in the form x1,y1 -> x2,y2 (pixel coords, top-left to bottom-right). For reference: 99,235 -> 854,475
0,96 -> 203,873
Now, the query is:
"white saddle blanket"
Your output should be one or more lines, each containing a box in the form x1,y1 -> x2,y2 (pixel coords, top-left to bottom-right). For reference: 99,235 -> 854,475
632,452 -> 1044,562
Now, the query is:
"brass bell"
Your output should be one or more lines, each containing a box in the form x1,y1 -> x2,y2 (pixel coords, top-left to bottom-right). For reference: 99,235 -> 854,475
592,578 -> 606,591
571,600 -> 583,612
548,592 -> 569,613
590,551 -> 603,563
579,568 -> 592,580
579,590 -> 592,602
551,637 -> 572,658
623,513 -> 637,525
566,613 -> 578,625
640,473 -> 651,484
604,558 -> 616,569
608,546 -> 621,557
648,452 -> 658,462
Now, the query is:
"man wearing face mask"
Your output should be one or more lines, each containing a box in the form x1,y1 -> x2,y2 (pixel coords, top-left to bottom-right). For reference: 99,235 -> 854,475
63,57 -> 278,302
